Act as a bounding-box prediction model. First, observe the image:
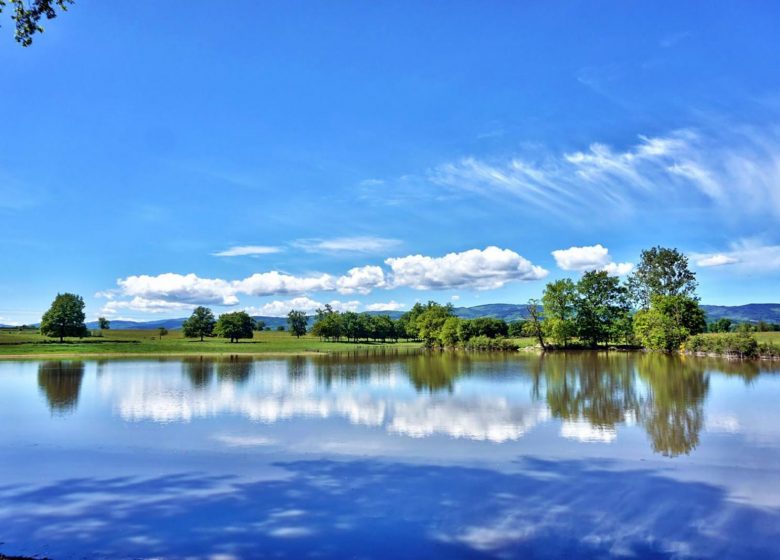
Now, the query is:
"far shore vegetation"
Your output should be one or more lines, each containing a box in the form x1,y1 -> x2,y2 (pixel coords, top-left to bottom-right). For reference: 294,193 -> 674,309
1,246 -> 778,360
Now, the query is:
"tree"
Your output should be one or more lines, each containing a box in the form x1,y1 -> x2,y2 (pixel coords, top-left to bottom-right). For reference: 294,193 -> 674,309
438,316 -> 461,347
633,294 -> 706,352
628,246 -> 698,309
541,279 -> 577,346
414,302 -> 455,347
575,270 -> 630,348
214,311 -> 255,343
287,310 -> 308,338
524,299 -> 547,350
1,0 -> 72,46
158,327 -> 168,339
98,317 -> 110,330
708,318 -> 733,333
254,320 -> 266,332
182,306 -> 216,341
40,293 -> 87,342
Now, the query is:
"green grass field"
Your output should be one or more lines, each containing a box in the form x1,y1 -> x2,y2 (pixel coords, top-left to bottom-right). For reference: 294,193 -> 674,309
0,328 -> 538,358
699,331 -> 780,344
0,329 -> 419,357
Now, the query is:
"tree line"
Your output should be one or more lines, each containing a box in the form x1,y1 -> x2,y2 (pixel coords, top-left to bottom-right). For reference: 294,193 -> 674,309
31,245 -> 776,354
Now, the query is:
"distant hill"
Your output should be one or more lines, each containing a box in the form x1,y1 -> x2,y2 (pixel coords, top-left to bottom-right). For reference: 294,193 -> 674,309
700,304 -> 780,324
6,302 -> 774,331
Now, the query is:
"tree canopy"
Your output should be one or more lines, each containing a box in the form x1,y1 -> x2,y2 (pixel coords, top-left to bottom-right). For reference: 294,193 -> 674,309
287,310 -> 308,338
40,293 -> 87,342
214,311 -> 255,343
628,246 -> 698,309
182,306 -> 216,341
1,0 -> 72,46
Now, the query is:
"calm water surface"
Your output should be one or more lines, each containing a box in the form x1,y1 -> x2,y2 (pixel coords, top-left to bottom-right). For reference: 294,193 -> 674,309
0,351 -> 778,559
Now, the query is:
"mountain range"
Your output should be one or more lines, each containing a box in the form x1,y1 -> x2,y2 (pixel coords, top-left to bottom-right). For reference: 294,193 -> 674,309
3,303 -> 778,330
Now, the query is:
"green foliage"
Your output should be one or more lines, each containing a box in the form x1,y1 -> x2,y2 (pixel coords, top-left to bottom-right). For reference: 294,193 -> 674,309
97,317 -> 110,330
633,294 -> 706,352
628,246 -> 698,308
254,320 -> 266,332
158,327 -> 168,338
541,278 -> 577,346
40,293 -> 87,342
462,335 -> 518,351
415,302 -> 455,347
574,271 -> 631,348
1,0 -> 72,46
438,317 -> 461,347
524,299 -> 546,349
214,311 -> 255,343
286,310 -> 308,338
633,307 -> 689,352
507,320 -> 526,337
708,318 -> 733,333
182,306 -> 216,341
686,332 -> 762,358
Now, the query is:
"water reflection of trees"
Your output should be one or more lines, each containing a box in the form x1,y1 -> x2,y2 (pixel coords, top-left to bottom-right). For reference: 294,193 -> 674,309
37,361 -> 85,413
182,357 -> 215,388
532,352 -> 710,457
635,354 -> 708,457
216,356 -> 254,384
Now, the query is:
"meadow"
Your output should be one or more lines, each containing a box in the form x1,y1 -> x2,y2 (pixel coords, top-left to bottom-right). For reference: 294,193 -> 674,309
0,328 -> 538,358
0,328 -> 420,357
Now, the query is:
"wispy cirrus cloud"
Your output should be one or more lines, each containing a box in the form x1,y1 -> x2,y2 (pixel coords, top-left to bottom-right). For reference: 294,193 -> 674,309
293,236 -> 401,254
692,240 -> 780,272
427,125 -> 780,219
212,245 -> 283,257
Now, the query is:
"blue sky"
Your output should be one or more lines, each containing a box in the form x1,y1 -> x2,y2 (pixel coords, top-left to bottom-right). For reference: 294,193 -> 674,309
1,1 -> 779,324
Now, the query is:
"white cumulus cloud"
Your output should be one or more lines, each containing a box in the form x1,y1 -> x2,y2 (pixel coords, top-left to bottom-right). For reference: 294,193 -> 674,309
116,273 -> 238,305
386,246 -> 547,290
101,297 -> 196,315
552,244 -> 633,276
695,254 -> 740,267
233,271 -> 336,297
552,244 -> 611,271
246,297 -> 360,317
336,265 -> 386,295
364,301 -> 405,312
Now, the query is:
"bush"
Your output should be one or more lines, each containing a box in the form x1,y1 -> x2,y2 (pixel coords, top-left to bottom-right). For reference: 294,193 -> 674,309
462,335 -> 518,351
685,333 -> 759,358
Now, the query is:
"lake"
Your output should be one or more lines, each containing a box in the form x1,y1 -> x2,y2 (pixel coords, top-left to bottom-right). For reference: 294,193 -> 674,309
0,351 -> 778,559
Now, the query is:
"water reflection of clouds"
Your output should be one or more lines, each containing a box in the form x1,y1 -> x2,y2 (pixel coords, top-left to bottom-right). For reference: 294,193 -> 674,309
100,371 -> 548,443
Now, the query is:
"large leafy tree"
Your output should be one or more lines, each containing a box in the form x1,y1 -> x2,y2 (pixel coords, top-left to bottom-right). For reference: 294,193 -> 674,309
287,310 -> 308,338
214,311 -> 255,343
541,278 -> 577,347
182,306 -> 216,341
628,246 -> 698,309
1,0 -> 72,46
575,271 -> 631,348
40,292 -> 87,342
633,294 -> 706,352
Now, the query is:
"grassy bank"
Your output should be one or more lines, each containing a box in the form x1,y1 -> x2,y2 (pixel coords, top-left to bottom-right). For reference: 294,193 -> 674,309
0,328 -> 423,358
684,331 -> 780,359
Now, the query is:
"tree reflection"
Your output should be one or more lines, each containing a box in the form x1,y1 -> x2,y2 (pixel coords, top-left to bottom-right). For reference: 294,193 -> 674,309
216,356 -> 254,384
534,352 -> 640,428
182,357 -> 214,388
635,354 -> 708,457
533,352 -> 712,457
37,361 -> 85,413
